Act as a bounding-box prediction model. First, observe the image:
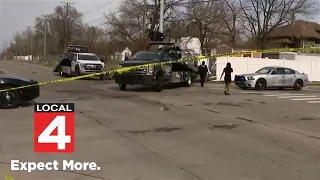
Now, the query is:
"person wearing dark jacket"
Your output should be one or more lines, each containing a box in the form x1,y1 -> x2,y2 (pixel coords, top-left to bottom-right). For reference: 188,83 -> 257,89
198,61 -> 209,87
220,62 -> 233,95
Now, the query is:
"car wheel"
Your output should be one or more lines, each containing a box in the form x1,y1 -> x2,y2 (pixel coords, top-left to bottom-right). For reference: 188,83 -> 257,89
255,79 -> 266,91
154,75 -> 164,92
99,74 -> 104,80
119,84 -> 126,90
75,66 -> 80,77
59,66 -> 65,77
0,86 -> 21,109
185,74 -> 192,87
293,79 -> 303,90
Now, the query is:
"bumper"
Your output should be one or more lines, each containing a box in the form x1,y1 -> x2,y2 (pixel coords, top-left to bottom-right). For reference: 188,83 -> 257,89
234,80 -> 257,88
21,81 -> 40,101
115,73 -> 155,86
80,67 -> 104,75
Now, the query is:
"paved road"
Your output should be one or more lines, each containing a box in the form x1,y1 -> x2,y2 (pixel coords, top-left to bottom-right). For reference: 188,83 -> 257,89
0,60 -> 319,180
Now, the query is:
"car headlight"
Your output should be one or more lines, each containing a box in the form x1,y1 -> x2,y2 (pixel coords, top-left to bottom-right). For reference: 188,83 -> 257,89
247,76 -> 255,80
79,63 -> 85,68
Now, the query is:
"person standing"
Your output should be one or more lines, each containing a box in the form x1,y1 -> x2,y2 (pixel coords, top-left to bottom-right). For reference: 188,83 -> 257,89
220,62 -> 233,95
198,61 -> 209,87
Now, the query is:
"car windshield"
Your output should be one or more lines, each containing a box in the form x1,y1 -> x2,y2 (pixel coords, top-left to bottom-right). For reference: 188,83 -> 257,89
255,67 -> 274,74
131,51 -> 162,61
78,54 -> 99,61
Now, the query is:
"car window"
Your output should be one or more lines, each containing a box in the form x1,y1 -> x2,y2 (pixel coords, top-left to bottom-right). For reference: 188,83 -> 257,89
284,68 -> 295,74
73,55 -> 77,61
132,51 -> 162,61
78,54 -> 99,61
255,67 -> 274,74
163,53 -> 172,61
272,68 -> 286,74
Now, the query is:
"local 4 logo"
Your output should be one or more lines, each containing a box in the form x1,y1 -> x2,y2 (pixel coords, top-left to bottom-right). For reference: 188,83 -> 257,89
34,103 -> 74,153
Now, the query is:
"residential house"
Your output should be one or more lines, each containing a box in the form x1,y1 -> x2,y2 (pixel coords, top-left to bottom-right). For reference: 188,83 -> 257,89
267,20 -> 320,48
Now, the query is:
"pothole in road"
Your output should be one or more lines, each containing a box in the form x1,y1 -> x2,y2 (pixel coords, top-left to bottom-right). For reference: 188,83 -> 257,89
127,127 -> 182,135
217,102 -> 242,106
210,123 -> 239,129
203,108 -> 219,113
300,117 -> 317,121
236,117 -> 254,123
203,102 -> 214,106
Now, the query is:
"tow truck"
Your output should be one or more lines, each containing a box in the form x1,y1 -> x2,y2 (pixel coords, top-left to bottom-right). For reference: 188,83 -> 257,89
53,45 -> 105,80
114,41 -> 197,92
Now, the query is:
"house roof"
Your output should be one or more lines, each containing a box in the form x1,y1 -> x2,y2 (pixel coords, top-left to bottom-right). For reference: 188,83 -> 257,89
268,20 -> 320,39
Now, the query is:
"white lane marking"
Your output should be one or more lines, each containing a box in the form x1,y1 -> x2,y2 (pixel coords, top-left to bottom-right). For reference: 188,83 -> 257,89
307,101 -> 320,103
291,98 -> 320,101
263,93 -> 293,96
278,95 -> 316,98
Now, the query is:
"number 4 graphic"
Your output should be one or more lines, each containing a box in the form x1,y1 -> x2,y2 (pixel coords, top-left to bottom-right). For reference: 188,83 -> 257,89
38,116 -> 71,150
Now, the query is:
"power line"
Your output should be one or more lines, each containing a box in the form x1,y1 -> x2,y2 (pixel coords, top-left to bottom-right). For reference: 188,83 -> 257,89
82,0 -> 114,16
86,17 -> 105,24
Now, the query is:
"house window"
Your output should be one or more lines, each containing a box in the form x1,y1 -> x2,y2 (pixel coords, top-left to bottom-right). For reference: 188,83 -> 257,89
243,54 -> 251,57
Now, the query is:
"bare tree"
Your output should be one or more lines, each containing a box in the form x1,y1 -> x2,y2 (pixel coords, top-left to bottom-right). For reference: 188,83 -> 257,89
220,0 -> 241,46
183,0 -> 225,54
239,0 -> 319,49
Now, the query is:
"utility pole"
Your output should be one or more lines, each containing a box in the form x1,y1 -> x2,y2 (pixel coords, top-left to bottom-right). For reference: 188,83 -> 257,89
159,0 -> 164,33
26,26 -> 34,60
142,0 -> 147,38
43,16 -> 47,57
62,1 -> 75,49
27,26 -> 31,59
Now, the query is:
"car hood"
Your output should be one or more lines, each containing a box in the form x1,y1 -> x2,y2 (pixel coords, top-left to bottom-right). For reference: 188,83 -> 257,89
120,60 -> 159,67
0,75 -> 32,82
77,60 -> 103,64
237,73 -> 259,77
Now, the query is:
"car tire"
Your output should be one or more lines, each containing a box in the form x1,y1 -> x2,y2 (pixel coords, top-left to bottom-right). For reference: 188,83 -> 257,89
100,74 -> 104,80
0,85 -> 21,109
59,66 -> 65,77
184,74 -> 192,87
293,79 -> 303,90
255,79 -> 266,91
75,66 -> 80,77
154,75 -> 164,92
119,84 -> 126,90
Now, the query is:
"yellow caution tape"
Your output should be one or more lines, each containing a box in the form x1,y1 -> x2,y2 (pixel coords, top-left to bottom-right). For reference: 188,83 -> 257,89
0,47 -> 318,92
2,170 -> 14,180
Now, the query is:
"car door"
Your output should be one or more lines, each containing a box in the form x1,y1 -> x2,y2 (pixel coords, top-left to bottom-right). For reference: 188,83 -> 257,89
71,54 -> 77,72
283,68 -> 296,86
162,53 -> 172,80
270,68 -> 286,86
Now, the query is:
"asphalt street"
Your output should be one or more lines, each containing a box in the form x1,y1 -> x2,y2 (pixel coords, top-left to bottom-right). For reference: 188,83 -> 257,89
0,60 -> 319,180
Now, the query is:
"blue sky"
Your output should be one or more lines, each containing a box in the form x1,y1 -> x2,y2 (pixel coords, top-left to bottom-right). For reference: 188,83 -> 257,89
0,0 -> 120,47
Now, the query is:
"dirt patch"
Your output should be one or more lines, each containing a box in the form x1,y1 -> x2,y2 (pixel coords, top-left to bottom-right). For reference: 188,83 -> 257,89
217,102 -> 242,106
128,127 -> 182,135
236,117 -> 254,123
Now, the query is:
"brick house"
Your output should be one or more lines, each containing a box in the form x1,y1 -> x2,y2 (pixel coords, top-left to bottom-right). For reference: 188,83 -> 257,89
267,20 -> 320,48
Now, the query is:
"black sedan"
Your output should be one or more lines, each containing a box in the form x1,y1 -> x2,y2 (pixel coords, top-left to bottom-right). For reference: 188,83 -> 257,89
0,75 -> 40,109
